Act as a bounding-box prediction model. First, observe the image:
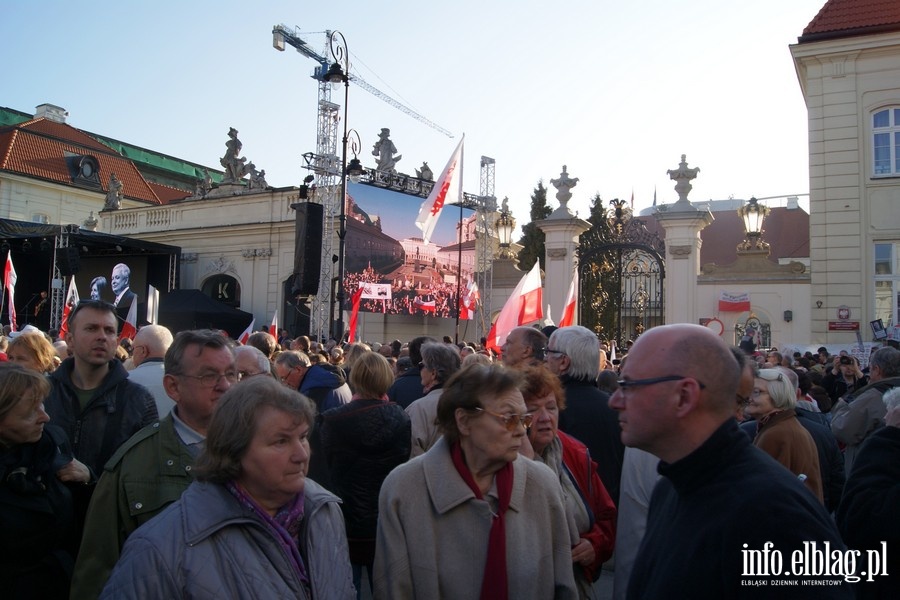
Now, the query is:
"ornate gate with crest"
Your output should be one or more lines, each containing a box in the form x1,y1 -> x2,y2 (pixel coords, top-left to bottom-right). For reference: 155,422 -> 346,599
577,199 -> 666,346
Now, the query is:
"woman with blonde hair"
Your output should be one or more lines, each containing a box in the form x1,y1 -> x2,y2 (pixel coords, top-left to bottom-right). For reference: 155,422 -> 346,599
8,333 -> 57,374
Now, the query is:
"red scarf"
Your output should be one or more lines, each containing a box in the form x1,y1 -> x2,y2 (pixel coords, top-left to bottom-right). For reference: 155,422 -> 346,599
451,440 -> 513,600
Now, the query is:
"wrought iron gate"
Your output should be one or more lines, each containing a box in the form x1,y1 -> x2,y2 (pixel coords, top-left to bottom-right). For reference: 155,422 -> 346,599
577,199 -> 666,346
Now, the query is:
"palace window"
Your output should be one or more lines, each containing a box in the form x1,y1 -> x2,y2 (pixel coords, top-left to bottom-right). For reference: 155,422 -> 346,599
873,108 -> 900,176
874,242 -> 900,328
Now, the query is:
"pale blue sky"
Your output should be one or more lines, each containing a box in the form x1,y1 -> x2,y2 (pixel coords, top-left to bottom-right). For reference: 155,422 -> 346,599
2,0 -> 825,227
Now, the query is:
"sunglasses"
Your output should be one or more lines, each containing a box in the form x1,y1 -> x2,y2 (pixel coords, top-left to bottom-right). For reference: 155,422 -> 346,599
473,407 -> 534,431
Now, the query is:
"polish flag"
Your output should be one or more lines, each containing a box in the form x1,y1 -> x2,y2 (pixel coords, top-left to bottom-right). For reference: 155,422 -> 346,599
348,287 -> 365,343
460,280 -> 479,320
484,262 -> 543,354
59,278 -> 79,338
269,310 -> 278,338
415,136 -> 464,244
238,319 -> 255,345
414,296 -> 436,313
558,270 -> 578,328
718,290 -> 751,312
119,300 -> 137,342
3,252 -> 17,332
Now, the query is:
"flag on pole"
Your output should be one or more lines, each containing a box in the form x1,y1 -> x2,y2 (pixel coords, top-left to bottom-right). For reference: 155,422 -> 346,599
630,189 -> 634,210
460,281 -> 479,320
269,310 -> 278,338
484,262 -> 543,354
59,277 -> 79,338
718,291 -> 751,312
119,300 -> 137,341
147,284 -> 159,324
415,136 -> 464,244
3,252 -> 17,332
238,319 -> 255,345
559,269 -> 578,328
348,287 -> 365,343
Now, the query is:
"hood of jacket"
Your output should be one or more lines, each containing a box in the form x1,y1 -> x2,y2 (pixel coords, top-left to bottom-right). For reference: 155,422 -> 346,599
300,363 -> 346,392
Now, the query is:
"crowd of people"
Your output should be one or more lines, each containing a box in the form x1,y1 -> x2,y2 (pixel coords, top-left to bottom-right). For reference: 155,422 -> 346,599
0,307 -> 896,598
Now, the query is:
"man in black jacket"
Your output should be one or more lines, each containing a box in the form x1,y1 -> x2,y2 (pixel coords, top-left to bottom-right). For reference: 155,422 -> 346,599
387,336 -> 435,408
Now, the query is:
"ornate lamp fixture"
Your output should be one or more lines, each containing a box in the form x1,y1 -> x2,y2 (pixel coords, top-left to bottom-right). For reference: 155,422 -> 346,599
737,197 -> 770,252
495,199 -> 516,259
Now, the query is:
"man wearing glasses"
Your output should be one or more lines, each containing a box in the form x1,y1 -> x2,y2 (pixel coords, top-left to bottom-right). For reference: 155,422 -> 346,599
546,325 -> 624,506
610,324 -> 850,599
71,329 -> 236,599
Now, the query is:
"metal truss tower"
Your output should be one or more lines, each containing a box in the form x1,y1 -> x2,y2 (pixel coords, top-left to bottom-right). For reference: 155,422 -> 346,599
476,156 -> 496,342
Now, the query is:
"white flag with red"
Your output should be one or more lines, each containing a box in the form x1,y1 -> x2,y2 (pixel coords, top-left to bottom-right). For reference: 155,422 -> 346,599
415,137 -> 463,244
238,319 -> 256,345
269,310 -> 278,338
485,262 -> 543,354
558,269 -> 578,327
460,280 -> 479,320
119,299 -> 137,342
3,252 -> 17,332
59,277 -> 80,338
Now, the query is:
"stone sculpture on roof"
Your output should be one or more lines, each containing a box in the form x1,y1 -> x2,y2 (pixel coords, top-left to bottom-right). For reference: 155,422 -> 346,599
103,173 -> 123,210
372,128 -> 402,173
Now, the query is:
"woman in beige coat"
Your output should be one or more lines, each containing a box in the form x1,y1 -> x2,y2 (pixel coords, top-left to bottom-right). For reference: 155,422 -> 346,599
374,363 -> 578,599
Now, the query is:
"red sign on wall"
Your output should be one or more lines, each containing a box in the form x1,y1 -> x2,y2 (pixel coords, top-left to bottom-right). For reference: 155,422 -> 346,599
828,321 -> 860,331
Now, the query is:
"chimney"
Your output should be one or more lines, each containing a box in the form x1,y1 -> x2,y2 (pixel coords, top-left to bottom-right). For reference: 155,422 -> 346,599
786,196 -> 799,210
35,103 -> 68,123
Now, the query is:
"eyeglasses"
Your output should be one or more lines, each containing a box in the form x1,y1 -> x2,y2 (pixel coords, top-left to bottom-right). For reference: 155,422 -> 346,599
177,371 -> 238,388
616,375 -> 706,391
750,388 -> 770,398
473,407 -> 534,431
544,348 -> 567,357
418,362 -> 430,370
238,370 -> 266,380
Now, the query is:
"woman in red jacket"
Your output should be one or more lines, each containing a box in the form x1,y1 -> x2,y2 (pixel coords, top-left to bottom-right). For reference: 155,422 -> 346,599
520,365 -> 617,598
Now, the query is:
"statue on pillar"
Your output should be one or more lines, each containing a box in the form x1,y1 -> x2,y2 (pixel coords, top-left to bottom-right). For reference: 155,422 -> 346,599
550,165 -> 579,211
103,173 -> 123,210
666,154 -> 700,205
372,128 -> 402,173
220,127 -> 248,184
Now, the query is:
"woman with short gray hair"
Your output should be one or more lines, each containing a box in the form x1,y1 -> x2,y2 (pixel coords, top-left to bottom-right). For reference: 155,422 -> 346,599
405,342 -> 461,457
100,377 -> 355,599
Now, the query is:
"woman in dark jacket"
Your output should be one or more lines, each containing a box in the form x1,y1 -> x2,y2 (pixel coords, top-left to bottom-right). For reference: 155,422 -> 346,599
0,363 -> 90,599
320,351 -> 411,598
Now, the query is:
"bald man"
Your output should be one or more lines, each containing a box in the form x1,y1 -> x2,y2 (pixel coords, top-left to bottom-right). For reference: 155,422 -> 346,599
611,324 -> 850,598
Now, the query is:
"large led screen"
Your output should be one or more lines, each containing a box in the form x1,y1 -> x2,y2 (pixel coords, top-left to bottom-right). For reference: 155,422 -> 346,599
343,182 -> 476,319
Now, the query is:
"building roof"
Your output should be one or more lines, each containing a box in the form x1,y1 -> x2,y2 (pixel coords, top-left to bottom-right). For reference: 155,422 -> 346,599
0,118 -> 168,204
799,0 -> 900,43
639,205 -> 809,266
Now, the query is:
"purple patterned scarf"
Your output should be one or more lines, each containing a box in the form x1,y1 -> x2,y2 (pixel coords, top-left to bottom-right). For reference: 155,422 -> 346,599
226,480 -> 309,585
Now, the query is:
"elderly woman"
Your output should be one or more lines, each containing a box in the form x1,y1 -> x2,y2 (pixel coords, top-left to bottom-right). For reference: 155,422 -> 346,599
320,352 -> 410,598
405,342 -> 462,457
375,363 -> 578,599
0,364 -> 90,599
746,368 -> 824,502
8,332 -> 57,374
520,366 -> 616,598
100,377 -> 355,599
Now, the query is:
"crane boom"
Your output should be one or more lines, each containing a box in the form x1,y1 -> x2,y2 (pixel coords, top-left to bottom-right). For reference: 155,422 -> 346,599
273,24 -> 453,138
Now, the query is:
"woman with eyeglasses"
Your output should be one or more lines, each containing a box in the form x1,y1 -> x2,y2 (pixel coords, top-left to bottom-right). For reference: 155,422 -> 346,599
745,368 -> 824,502
406,341 -> 462,457
374,363 -> 578,599
520,366 -> 616,599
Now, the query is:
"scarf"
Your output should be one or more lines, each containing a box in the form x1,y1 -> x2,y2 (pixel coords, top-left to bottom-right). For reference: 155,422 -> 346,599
451,440 -> 513,600
226,480 -> 309,586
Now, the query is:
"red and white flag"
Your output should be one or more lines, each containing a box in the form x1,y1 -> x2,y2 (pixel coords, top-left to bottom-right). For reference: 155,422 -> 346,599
415,137 -> 464,244
3,252 -> 17,332
348,287 -> 365,343
485,262 -> 543,354
269,310 -> 278,338
413,295 -> 436,313
558,269 -> 578,328
460,281 -> 479,320
119,300 -> 137,342
238,319 -> 255,345
718,290 -> 751,312
59,277 -> 79,338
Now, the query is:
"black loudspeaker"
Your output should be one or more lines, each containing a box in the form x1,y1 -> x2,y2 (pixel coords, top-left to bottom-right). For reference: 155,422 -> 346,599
291,202 -> 323,296
57,246 -> 80,275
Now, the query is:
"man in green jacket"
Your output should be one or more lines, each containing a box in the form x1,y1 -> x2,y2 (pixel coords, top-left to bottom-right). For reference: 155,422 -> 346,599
70,330 -> 236,599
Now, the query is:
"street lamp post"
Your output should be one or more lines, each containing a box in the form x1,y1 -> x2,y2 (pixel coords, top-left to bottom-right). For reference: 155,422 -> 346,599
324,30 -> 352,342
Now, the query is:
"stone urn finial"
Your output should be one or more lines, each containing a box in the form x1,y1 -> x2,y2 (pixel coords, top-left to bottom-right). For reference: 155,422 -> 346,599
666,154 -> 700,206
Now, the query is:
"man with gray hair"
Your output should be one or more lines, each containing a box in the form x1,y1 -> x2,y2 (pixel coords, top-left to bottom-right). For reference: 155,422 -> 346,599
832,346 -> 900,474
128,324 -> 175,416
547,325 -> 624,505
406,342 -> 462,456
233,345 -> 272,381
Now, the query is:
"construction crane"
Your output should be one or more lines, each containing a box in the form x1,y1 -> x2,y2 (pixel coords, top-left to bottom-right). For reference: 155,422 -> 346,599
273,25 -> 453,138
